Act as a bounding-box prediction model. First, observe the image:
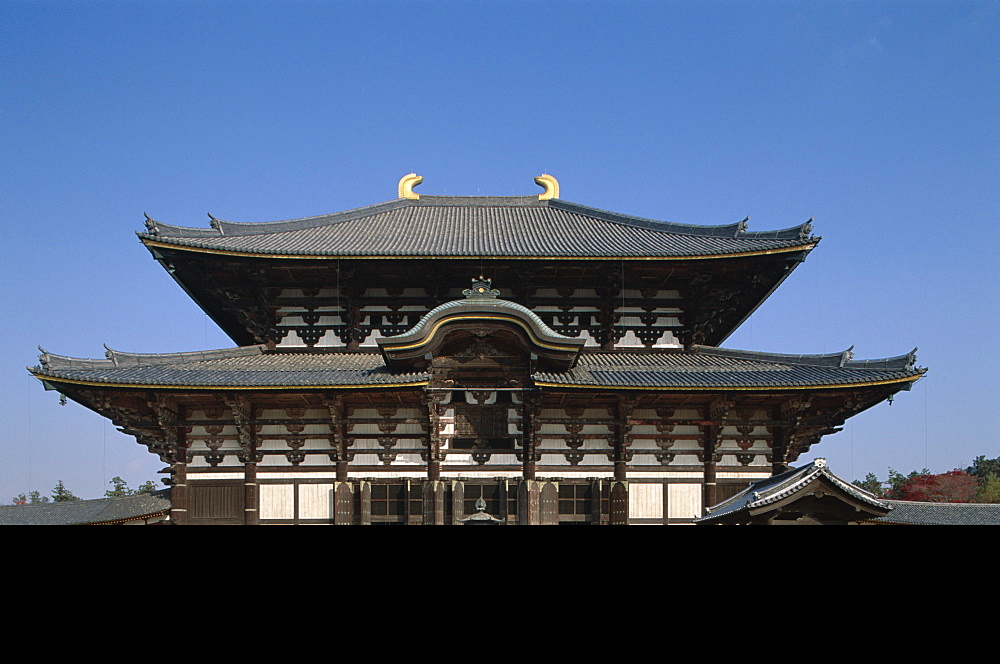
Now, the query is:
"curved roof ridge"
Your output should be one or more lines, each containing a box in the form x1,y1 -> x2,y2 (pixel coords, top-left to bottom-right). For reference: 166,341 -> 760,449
103,344 -> 268,367
694,345 -> 856,367
549,199 -> 749,237
694,345 -> 921,370
141,199 -> 412,239
843,348 -> 920,371
398,296 -> 576,343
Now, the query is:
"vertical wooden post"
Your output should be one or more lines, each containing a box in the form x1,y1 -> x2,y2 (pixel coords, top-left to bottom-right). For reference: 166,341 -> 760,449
244,462 -> 258,525
423,480 -> 446,525
170,460 -> 188,525
334,481 -> 353,524
521,395 -> 539,481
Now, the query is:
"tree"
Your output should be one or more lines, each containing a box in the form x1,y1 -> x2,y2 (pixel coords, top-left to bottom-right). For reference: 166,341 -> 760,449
976,474 -> 1000,504
11,490 -> 49,505
853,473 -> 884,497
892,469 -> 979,503
51,480 -> 79,502
105,477 -> 161,497
135,480 -> 160,494
883,468 -> 931,500
967,456 -> 1000,482
105,476 -> 132,497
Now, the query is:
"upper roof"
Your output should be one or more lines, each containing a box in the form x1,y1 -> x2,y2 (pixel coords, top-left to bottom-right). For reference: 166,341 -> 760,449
0,489 -> 171,525
139,195 -> 818,260
31,344 -> 923,391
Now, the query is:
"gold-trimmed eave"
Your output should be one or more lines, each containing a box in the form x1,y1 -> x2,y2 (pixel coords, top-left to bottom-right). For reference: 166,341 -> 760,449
140,238 -> 819,262
33,373 -> 429,391
532,373 -> 924,392
379,313 -> 583,354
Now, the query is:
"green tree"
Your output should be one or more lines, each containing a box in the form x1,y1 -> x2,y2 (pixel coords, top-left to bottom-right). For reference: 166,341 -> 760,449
135,480 -> 160,494
853,473 -> 884,497
11,490 -> 50,504
884,468 -> 931,499
967,456 -> 1000,482
105,476 -> 132,497
976,474 -> 1000,504
51,480 -> 79,502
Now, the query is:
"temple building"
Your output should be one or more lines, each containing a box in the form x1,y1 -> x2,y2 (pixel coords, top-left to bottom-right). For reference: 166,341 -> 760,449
30,174 -> 926,525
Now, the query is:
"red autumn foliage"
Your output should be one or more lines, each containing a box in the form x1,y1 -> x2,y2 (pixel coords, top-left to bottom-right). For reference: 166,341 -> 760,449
892,469 -> 980,503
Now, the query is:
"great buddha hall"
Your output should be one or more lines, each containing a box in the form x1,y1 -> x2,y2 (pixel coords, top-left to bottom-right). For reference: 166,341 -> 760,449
30,174 -> 925,524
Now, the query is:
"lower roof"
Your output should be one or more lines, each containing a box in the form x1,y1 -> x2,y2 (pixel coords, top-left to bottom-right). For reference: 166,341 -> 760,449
31,344 -> 924,391
0,490 -> 171,526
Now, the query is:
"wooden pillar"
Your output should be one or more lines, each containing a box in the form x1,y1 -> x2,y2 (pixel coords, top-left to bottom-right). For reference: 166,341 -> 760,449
609,398 -> 634,524
358,480 -> 372,525
702,398 -> 733,512
423,480 -> 447,525
703,442 -> 718,510
521,395 -> 539,481
451,479 -> 464,525
228,395 -> 260,525
518,480 -> 540,525
243,462 -> 259,525
169,460 -> 188,525
326,396 -> 350,481
423,392 -> 444,482
334,481 -> 353,524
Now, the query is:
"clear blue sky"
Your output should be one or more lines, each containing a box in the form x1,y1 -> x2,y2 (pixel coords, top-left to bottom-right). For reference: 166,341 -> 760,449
2,1 -> 997,501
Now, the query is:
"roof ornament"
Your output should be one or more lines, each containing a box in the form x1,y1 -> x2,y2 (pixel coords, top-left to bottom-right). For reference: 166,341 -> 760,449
463,276 -> 500,299
143,212 -> 158,234
207,213 -> 223,234
801,217 -> 814,239
534,173 -> 559,200
398,173 -> 423,200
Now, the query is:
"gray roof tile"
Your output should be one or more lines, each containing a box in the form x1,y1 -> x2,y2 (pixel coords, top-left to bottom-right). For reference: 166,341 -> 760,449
31,344 -> 923,390
140,196 -> 817,258
0,490 -> 171,525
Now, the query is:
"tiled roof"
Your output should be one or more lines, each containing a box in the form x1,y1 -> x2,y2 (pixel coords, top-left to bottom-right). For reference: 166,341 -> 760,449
866,501 -> 1000,526
33,346 -> 428,388
31,344 -> 923,391
0,490 -> 171,525
534,346 -> 924,390
139,196 -> 817,259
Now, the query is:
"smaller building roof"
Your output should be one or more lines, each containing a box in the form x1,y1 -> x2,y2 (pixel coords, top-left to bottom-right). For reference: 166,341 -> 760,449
697,460 -> 1000,525
696,458 -> 890,524
0,490 -> 171,525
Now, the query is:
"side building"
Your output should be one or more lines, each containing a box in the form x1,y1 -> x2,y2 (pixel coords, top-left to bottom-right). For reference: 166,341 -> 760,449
30,175 -> 925,524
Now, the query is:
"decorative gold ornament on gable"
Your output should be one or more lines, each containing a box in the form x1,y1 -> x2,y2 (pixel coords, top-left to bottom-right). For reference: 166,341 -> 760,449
398,173 -> 423,200
534,174 -> 559,200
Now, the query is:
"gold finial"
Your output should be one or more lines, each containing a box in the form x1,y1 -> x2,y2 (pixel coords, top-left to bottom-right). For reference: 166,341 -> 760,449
398,173 -> 423,200
534,173 -> 559,200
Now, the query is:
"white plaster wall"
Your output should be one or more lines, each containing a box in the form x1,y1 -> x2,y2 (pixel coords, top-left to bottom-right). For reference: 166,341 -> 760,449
629,483 -> 664,519
668,483 -> 702,520
298,484 -> 335,519
260,484 -> 295,520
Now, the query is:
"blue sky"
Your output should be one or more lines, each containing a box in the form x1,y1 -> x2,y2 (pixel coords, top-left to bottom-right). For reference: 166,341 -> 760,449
2,1 -> 997,501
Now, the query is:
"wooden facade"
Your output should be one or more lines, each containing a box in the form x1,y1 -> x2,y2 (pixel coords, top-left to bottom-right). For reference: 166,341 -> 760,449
32,176 -> 925,524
